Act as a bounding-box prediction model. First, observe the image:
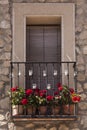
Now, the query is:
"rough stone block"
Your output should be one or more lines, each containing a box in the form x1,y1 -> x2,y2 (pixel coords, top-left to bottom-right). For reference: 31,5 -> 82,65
84,83 -> 87,90
0,39 -> 5,48
78,102 -> 87,110
0,0 -> 9,4
50,127 -> 57,130
0,20 -> 10,29
77,73 -> 85,81
82,46 -> 87,54
77,83 -> 83,93
59,124 -> 69,130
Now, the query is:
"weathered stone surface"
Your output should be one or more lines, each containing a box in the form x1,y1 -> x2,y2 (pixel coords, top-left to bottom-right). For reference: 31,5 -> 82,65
59,124 -> 69,130
4,35 -> 12,44
79,31 -> 87,40
75,46 -> 81,54
82,45 -> 87,54
0,0 -> 9,4
77,8 -> 83,15
4,44 -> 11,52
0,114 -> 5,121
72,128 -> 80,130
78,102 -> 87,110
0,97 -> 9,109
3,61 -> 10,67
77,55 -> 84,64
8,122 -> 15,130
0,52 -> 11,60
77,83 -> 83,93
25,123 -> 35,128
84,83 -> 87,90
0,68 -> 9,75
81,116 -> 87,128
80,93 -> 86,101
35,128 -> 47,130
0,39 -> 5,48
1,75 -> 10,82
0,20 -> 10,29
14,126 -> 24,130
77,65 -> 85,71
47,0 -> 60,2
77,73 -> 85,81
50,127 -> 57,130
0,81 -> 4,88
84,24 -> 87,30
38,0 -> 46,2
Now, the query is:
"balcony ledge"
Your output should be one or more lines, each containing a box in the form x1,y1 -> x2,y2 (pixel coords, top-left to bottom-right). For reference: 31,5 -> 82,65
12,115 -> 77,121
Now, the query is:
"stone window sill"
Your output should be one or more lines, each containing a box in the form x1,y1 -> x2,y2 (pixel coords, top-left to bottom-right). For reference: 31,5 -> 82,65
12,115 -> 77,121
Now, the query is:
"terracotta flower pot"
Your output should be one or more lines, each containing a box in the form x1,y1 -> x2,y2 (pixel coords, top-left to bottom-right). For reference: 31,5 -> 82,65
63,104 -> 74,115
39,106 -> 47,115
52,106 -> 60,115
18,105 -> 24,115
12,105 -> 23,115
27,106 -> 36,115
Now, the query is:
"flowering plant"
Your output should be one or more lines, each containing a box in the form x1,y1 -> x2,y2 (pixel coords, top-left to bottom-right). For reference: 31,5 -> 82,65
9,86 -> 25,105
26,89 -> 38,107
55,83 -> 81,105
36,89 -> 47,106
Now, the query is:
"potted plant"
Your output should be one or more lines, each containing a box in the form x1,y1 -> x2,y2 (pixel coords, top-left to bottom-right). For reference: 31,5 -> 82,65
26,89 -> 38,115
9,86 -> 25,115
37,89 -> 47,115
57,83 -> 81,115
52,92 -> 61,115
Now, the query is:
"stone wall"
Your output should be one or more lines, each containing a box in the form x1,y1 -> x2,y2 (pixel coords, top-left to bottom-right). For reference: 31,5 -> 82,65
0,0 -> 87,130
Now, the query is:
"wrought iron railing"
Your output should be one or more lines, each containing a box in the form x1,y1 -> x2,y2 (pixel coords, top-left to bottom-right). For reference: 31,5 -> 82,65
10,61 -> 77,119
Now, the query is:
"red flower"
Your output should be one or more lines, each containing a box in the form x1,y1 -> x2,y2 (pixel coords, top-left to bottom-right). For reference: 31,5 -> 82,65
21,98 -> 28,105
42,90 -> 47,93
40,92 -> 45,97
54,91 -> 59,95
35,88 -> 40,93
76,96 -> 81,102
69,88 -> 74,94
26,89 -> 33,95
46,95 -> 53,101
11,86 -> 17,92
57,83 -> 62,87
40,90 -> 47,93
58,86 -> 63,91
72,95 -> 81,103
72,96 -> 77,102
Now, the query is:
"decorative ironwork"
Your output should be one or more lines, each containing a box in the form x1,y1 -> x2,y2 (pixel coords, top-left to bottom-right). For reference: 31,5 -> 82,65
10,61 -> 77,119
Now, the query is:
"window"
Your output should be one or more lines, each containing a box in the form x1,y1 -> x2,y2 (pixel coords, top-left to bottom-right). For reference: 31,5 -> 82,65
26,25 -> 61,89
11,3 -> 77,120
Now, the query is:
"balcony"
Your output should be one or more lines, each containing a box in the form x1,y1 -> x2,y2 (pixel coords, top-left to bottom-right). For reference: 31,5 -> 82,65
10,61 -> 78,121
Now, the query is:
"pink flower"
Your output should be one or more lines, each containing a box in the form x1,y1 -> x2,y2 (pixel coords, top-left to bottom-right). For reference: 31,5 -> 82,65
21,98 -> 28,105
26,89 -> 33,95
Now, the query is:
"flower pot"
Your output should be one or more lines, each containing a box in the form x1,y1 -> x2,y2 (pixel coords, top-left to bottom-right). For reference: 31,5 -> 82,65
18,105 -> 24,115
39,106 -> 47,115
12,105 -> 23,115
52,106 -> 60,115
12,105 -> 18,116
63,104 -> 74,115
27,106 -> 36,115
